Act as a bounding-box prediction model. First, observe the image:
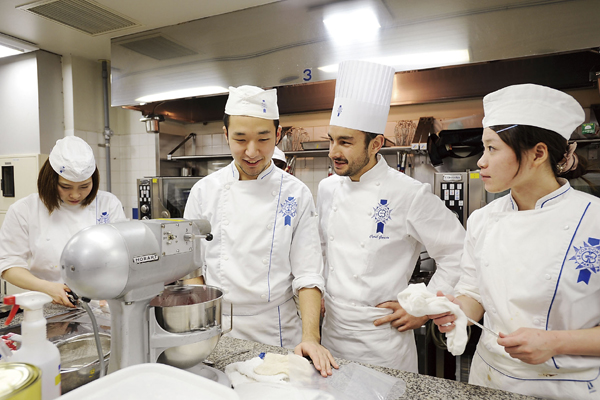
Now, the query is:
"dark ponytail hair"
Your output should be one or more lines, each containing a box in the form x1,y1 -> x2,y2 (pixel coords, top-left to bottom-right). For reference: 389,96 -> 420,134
491,124 -> 588,179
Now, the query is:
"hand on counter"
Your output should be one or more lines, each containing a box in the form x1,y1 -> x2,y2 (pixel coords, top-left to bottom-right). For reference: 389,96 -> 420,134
294,339 -> 339,377
373,300 -> 429,332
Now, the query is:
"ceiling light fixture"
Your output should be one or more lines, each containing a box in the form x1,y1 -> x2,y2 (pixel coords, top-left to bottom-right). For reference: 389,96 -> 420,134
318,50 -> 470,73
0,33 -> 38,59
135,86 -> 229,103
370,50 -> 471,69
323,8 -> 380,43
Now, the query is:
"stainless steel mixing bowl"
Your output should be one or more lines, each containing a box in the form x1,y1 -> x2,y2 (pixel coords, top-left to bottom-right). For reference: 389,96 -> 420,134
151,285 -> 224,369
56,333 -> 110,394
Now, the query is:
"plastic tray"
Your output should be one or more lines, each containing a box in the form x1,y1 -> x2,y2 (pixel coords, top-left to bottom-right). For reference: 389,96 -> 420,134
58,363 -> 239,400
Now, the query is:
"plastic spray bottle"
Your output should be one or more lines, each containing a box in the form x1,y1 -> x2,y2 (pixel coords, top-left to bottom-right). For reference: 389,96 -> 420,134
3,292 -> 61,400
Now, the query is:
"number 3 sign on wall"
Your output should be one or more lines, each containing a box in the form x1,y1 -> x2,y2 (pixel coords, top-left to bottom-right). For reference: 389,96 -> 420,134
303,68 -> 312,82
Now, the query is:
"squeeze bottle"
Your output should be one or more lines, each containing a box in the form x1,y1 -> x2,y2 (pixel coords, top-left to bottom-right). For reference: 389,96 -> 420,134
3,292 -> 61,399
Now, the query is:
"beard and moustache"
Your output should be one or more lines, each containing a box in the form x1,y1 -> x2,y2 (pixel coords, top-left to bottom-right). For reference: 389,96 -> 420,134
331,149 -> 371,177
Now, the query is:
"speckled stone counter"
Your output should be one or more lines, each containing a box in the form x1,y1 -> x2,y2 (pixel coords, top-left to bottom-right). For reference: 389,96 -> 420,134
0,302 -> 71,327
1,307 -> 540,399
206,336 -> 541,400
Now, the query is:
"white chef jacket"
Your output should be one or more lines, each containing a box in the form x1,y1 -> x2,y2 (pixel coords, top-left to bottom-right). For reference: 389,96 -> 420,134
456,180 -> 600,399
0,191 -> 126,283
317,155 -> 465,371
183,161 -> 324,348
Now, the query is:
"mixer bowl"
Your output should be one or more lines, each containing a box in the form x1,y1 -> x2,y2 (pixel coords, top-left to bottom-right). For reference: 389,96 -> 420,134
56,333 -> 110,393
151,285 -> 224,369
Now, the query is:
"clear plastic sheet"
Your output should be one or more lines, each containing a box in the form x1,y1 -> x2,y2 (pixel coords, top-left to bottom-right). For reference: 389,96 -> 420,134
235,362 -> 406,400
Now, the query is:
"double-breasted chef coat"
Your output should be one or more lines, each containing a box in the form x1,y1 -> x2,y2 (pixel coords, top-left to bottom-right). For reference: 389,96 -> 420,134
0,192 -> 126,282
317,155 -> 465,371
456,180 -> 600,399
183,161 -> 324,348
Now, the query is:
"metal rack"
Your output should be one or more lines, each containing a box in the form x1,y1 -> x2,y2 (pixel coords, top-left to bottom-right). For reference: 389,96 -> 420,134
168,146 -> 427,161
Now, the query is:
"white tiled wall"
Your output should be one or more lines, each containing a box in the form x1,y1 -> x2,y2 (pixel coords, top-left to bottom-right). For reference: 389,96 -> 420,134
78,131 -> 156,219
197,132 -> 229,155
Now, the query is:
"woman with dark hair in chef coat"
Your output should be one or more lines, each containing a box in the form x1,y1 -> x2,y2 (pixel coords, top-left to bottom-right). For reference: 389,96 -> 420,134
431,84 -> 600,399
272,146 -> 287,170
0,136 -> 126,307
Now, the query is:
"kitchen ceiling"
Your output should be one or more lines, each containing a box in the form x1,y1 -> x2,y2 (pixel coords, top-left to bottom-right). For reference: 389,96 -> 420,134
0,0 -> 279,61
110,0 -> 600,109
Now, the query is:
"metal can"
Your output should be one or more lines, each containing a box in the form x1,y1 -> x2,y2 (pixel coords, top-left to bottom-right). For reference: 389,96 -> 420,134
0,363 -> 42,400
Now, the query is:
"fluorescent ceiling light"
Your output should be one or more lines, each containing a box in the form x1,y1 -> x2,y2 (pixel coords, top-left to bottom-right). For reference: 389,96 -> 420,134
371,50 -> 470,68
318,50 -> 470,73
135,86 -> 229,103
323,8 -> 380,43
318,64 -> 339,73
0,33 -> 38,59
0,45 -> 22,58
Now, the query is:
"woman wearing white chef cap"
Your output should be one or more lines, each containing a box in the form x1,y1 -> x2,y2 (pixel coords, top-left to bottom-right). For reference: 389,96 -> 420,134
0,136 -> 126,308
272,146 -> 287,170
430,84 -> 600,399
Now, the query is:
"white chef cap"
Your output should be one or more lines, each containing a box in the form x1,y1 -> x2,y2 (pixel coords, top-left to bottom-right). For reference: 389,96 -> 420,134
225,85 -> 279,120
272,147 -> 286,164
482,84 -> 585,140
49,136 -> 96,182
330,60 -> 396,135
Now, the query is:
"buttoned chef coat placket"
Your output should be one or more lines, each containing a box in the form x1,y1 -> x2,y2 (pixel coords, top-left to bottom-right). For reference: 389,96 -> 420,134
184,161 -> 324,348
0,191 -> 126,282
456,180 -> 600,400
317,155 -> 465,371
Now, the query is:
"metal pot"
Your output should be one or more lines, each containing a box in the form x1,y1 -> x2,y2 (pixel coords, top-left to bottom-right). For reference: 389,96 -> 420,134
55,333 -> 110,394
150,285 -> 225,369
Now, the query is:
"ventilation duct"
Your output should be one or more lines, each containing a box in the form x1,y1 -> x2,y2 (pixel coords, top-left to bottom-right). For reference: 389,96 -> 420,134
17,0 -> 139,36
118,34 -> 197,60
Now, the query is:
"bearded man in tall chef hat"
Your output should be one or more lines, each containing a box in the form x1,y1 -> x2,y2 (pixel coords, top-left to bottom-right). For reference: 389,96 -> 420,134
317,60 -> 465,371
184,85 -> 337,376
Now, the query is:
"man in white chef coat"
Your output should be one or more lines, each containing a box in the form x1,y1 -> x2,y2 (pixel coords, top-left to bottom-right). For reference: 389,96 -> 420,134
184,85 -> 337,376
317,60 -> 465,371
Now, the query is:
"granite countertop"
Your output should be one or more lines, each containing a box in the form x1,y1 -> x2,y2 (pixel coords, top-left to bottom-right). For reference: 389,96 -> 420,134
206,337 -> 539,400
0,303 -> 71,328
1,306 -> 540,399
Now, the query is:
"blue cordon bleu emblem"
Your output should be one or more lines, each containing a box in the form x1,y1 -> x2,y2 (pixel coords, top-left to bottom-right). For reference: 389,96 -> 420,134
97,211 -> 110,224
373,199 -> 392,234
280,197 -> 297,226
570,237 -> 600,284
337,105 -> 343,117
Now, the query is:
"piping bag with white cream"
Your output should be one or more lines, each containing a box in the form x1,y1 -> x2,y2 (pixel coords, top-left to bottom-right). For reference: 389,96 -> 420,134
397,283 -> 468,356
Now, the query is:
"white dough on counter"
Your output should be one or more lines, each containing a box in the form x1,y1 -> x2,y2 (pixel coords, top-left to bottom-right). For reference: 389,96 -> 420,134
225,357 -> 287,387
225,353 -> 314,387
397,283 -> 468,356
254,353 -> 290,376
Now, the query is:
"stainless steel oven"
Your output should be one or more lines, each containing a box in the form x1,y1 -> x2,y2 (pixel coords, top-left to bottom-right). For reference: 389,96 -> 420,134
433,170 -> 486,227
137,177 -> 202,219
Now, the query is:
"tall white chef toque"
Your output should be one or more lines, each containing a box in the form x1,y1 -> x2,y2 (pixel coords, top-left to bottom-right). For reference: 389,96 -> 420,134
329,60 -> 396,135
49,136 -> 96,182
482,83 -> 585,140
225,85 -> 279,120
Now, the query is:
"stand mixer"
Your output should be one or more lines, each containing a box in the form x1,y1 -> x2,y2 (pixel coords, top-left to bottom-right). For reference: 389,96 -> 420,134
60,218 -> 228,377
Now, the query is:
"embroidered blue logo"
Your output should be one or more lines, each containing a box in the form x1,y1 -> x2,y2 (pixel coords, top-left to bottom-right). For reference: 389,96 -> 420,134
97,211 -> 110,224
262,99 -> 267,114
280,197 -> 297,226
337,105 -> 343,117
570,237 -> 600,285
59,166 -> 65,174
372,199 -> 392,234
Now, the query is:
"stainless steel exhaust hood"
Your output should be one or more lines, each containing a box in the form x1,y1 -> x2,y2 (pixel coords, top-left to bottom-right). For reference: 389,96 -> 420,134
111,0 -> 600,121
